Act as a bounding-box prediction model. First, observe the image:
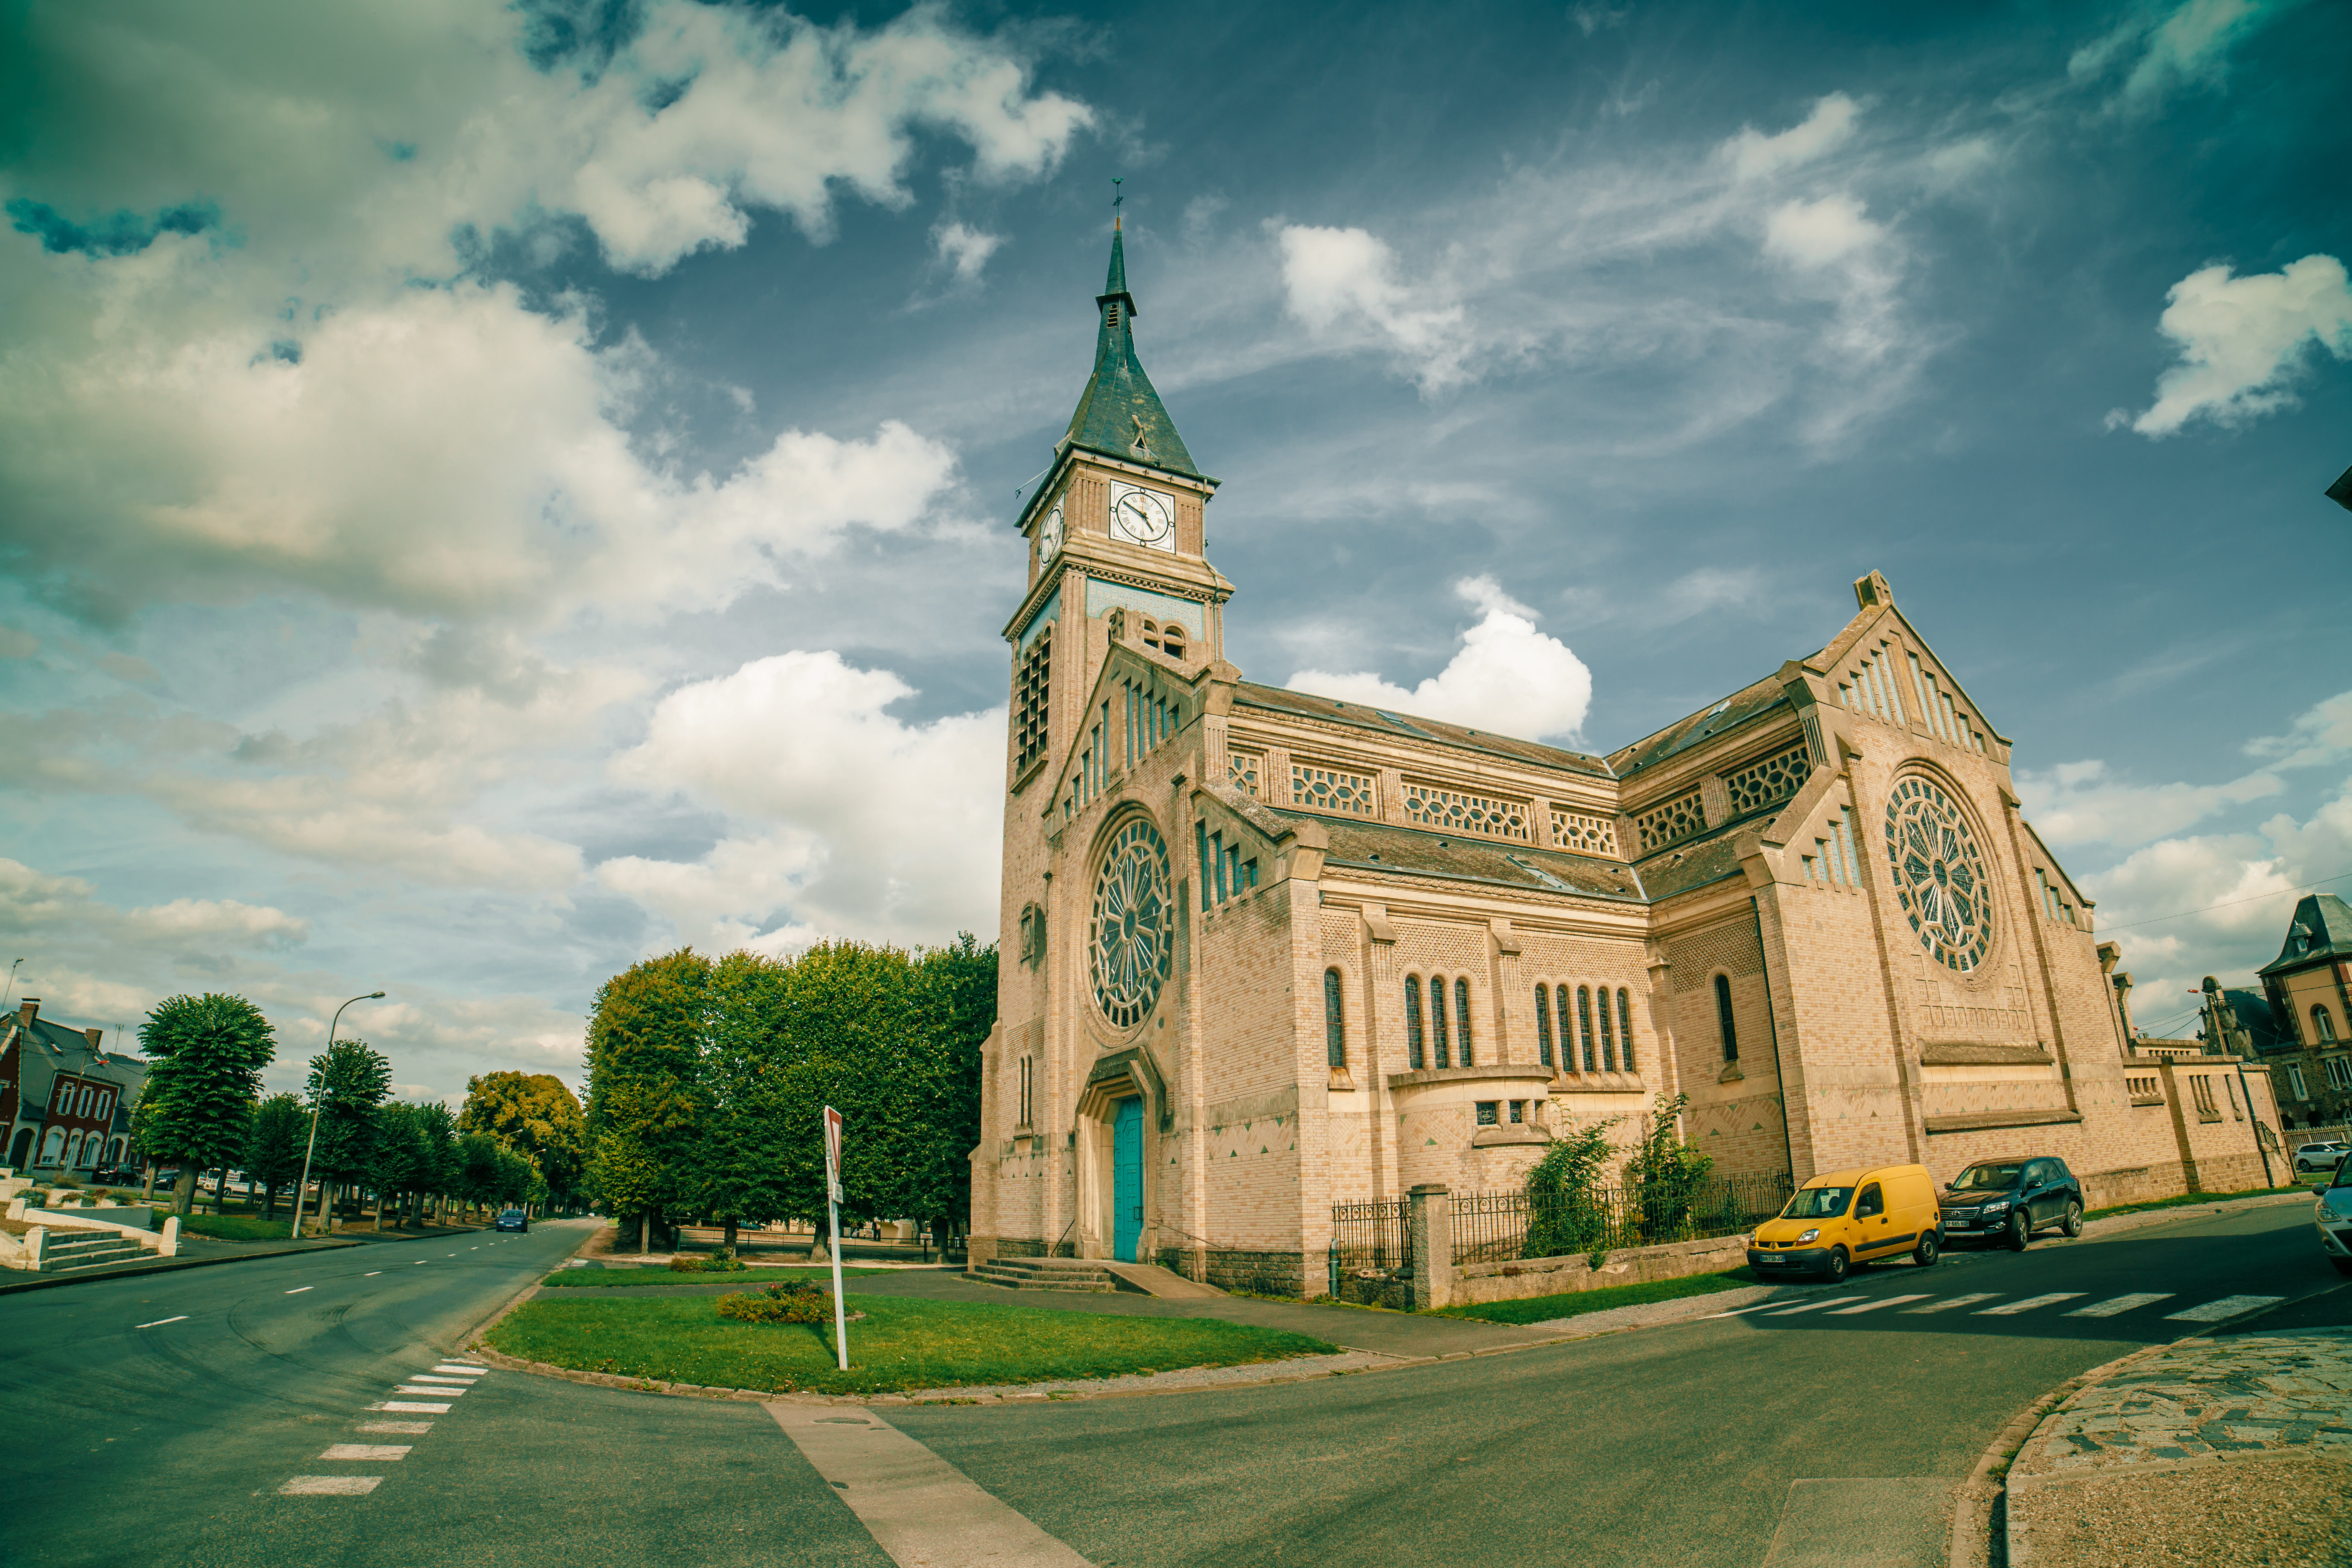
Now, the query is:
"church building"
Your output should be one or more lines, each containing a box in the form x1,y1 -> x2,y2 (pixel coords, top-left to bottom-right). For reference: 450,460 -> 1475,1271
966,219 -> 2274,1292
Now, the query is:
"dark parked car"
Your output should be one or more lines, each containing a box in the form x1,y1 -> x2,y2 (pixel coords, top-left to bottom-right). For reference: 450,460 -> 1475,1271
1938,1156 -> 2084,1250
495,1210 -> 530,1233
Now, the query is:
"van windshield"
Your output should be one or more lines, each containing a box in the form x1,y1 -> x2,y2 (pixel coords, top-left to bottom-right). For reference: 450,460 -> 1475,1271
1950,1163 -> 2027,1191
1782,1186 -> 1857,1219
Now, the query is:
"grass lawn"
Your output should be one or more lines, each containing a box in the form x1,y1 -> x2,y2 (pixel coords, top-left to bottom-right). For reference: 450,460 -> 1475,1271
178,1214 -> 296,1241
485,1293 -> 1338,1395
538,1266 -> 891,1288
2087,1184 -> 2314,1221
1428,1270 -> 1751,1326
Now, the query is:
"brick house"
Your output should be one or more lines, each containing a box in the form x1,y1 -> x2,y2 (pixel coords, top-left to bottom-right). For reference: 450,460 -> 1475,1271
2257,895 -> 2352,1128
2,999 -> 147,1177
965,220 -> 2278,1292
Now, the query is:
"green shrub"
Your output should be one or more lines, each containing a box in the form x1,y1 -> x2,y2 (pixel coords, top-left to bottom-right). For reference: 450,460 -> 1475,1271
1625,1093 -> 1714,1244
716,1281 -> 833,1323
1524,1117 -> 1619,1260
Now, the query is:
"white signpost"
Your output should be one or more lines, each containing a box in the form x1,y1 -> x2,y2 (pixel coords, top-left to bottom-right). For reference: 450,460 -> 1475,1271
823,1104 -> 848,1371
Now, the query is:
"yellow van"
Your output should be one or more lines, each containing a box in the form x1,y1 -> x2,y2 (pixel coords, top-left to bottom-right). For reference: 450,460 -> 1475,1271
1746,1164 -> 1942,1284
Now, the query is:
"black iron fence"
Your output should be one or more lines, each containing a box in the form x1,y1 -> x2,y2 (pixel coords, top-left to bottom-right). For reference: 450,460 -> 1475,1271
1452,1172 -> 1795,1267
1331,1197 -> 1411,1287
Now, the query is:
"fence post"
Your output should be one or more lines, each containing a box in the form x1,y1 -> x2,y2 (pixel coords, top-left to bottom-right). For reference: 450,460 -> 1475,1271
1408,1184 -> 1453,1311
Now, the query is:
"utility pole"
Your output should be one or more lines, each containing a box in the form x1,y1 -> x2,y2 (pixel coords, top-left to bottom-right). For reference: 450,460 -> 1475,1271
296,992 -> 384,1238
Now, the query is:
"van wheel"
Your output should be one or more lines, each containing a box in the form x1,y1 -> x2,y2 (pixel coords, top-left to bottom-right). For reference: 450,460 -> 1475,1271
2059,1201 -> 2084,1239
2004,1212 -> 2030,1251
1913,1231 -> 1940,1268
1823,1246 -> 1850,1284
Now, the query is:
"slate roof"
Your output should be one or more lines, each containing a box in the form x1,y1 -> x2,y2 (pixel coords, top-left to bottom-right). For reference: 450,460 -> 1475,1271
1268,808 -> 1643,901
2259,894 -> 2352,977
1607,674 -> 1790,780
1061,223 -> 1203,480
2220,988 -> 2296,1055
1233,683 -> 1613,778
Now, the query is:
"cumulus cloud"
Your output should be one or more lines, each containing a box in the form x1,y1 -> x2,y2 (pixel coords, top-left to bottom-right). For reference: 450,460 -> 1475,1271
1287,577 -> 1592,740
600,650 -> 1003,951
1275,224 -> 1473,393
932,221 -> 1004,285
1721,93 -> 1861,181
2114,254 -> 2352,437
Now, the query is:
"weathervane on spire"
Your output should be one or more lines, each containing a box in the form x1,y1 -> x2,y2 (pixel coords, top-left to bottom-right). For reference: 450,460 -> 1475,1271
1112,176 -> 1122,229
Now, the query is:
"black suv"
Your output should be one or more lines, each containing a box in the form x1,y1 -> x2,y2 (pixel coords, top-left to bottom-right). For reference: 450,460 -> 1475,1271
1937,1156 -> 2084,1249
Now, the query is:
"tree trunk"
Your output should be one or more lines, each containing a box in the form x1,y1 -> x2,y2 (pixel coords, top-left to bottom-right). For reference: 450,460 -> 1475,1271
142,1163 -> 158,1201
637,1210 -> 650,1255
263,1183 -> 276,1221
724,1217 -> 739,1249
172,1167 -> 197,1219
372,1186 -> 384,1232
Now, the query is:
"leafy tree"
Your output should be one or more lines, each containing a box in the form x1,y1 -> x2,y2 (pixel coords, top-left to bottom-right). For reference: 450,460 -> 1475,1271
307,1037 -> 392,1230
584,949 -> 710,1242
458,1130 -> 503,1219
137,993 -> 279,1217
1623,1093 -> 1715,1243
585,1120 -> 665,1252
414,1100 -> 460,1223
458,1070 -> 587,1207
1524,1115 -> 1623,1263
369,1102 -> 435,1230
245,1093 -> 310,1221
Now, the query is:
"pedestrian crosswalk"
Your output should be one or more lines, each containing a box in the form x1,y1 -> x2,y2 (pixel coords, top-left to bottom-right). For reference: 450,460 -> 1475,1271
1705,1289 -> 2282,1325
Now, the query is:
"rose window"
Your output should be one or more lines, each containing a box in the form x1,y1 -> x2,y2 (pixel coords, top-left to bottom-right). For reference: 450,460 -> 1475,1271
1884,776 -> 1993,973
1091,817 -> 1174,1029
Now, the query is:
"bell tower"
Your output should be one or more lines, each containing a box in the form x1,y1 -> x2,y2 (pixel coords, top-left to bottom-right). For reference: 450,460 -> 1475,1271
1001,206 -> 1230,797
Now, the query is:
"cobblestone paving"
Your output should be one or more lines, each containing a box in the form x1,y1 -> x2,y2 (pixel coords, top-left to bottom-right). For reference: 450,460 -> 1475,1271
2018,1328 -> 2352,1473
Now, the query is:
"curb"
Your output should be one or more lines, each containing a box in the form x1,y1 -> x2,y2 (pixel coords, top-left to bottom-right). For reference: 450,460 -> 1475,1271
0,1223 -> 490,1297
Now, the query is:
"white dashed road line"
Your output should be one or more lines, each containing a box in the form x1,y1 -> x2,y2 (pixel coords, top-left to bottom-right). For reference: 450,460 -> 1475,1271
1702,1300 -> 1793,1318
1903,1293 -> 2001,1313
135,1315 -> 188,1329
2067,1292 -> 2175,1318
321,1444 -> 410,1461
2164,1294 -> 2285,1322
1976,1293 -> 2086,1316
1828,1294 -> 1932,1314
768,1405 -> 1096,1568
364,1271 -> 382,1277
280,1476 -> 381,1496
285,1286 -> 313,1295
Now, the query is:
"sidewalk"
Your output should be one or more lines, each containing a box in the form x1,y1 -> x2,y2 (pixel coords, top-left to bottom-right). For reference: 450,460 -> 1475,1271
0,1221 -> 484,1294
2004,1326 -> 2352,1567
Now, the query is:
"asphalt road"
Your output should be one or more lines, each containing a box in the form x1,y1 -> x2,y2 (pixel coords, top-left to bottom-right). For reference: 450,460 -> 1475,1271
2,1202 -> 2342,1568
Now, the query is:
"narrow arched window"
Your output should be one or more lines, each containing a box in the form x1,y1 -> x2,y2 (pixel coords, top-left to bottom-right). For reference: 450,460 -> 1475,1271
1405,977 -> 1426,1069
1598,988 -> 1617,1072
1577,987 -> 1596,1073
1455,978 -> 1474,1067
1617,989 -> 1635,1073
2317,1006 -> 2339,1044
1324,968 -> 1346,1068
1431,975 -> 1451,1068
39,1127 -> 64,1166
1715,973 -> 1739,1062
1535,985 -> 1553,1067
1556,986 -> 1576,1072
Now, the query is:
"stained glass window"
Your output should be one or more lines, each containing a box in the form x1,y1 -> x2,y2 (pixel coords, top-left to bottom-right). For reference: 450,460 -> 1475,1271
1090,817 -> 1174,1029
1455,978 -> 1474,1067
1883,776 -> 1993,973
1324,968 -> 1346,1069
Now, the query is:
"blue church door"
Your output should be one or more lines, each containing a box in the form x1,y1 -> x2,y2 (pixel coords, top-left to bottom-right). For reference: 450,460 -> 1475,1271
1112,1098 -> 1144,1264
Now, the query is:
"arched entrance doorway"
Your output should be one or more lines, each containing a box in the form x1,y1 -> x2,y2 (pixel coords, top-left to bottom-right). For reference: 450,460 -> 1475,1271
1112,1098 -> 1144,1263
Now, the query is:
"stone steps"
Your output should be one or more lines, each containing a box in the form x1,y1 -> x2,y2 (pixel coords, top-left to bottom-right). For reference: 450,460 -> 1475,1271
35,1229 -> 160,1272
966,1258 -> 1118,1292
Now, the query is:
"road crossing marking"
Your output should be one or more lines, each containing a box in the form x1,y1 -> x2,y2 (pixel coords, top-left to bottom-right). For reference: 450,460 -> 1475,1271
134,1315 -> 188,1329
407,1375 -> 472,1384
2164,1294 -> 2283,1322
321,1444 -> 410,1460
1975,1294 -> 2086,1315
2067,1293 -> 2174,1318
280,1476 -> 381,1496
1828,1295 -> 1932,1314
430,1364 -> 482,1375
1702,1300 -> 1794,1318
372,1401 -> 450,1413
360,1421 -> 433,1434
1903,1294 -> 2000,1313
285,1286 -> 313,1295
414,1260 -> 428,1265
1764,1295 -> 1867,1315
394,1384 -> 463,1396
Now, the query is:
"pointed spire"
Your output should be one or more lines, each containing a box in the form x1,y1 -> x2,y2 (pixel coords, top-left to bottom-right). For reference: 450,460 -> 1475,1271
1060,187 -> 1200,478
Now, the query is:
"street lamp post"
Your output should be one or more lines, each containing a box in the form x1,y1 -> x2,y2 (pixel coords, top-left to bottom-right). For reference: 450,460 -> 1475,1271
294,991 -> 384,1238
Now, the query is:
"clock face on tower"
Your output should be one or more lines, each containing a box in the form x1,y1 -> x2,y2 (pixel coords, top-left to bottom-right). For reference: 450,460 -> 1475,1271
1038,502 -> 1065,561
1108,483 -> 1176,552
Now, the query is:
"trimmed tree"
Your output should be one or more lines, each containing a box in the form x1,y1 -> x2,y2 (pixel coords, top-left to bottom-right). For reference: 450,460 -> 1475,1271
137,993 -> 279,1218
584,949 -> 709,1248
306,1037 -> 392,1232
245,1093 -> 310,1222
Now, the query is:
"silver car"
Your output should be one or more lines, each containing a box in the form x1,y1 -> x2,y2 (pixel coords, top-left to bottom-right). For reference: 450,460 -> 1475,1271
2315,1159 -> 2352,1278
2294,1140 -> 2349,1178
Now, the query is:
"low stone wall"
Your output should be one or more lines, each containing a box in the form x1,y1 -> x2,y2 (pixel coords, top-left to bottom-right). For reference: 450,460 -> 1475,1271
1198,1249 -> 1305,1299
1455,1233 -> 1752,1306
2079,1162 -> 2187,1210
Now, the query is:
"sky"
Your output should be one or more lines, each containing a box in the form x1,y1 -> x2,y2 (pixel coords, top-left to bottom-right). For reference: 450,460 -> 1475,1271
1,0 -> 2347,1100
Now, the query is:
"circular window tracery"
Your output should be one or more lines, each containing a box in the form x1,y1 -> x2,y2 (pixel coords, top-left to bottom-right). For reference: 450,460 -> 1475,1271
1091,816 -> 1173,1029
1885,776 -> 1994,973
